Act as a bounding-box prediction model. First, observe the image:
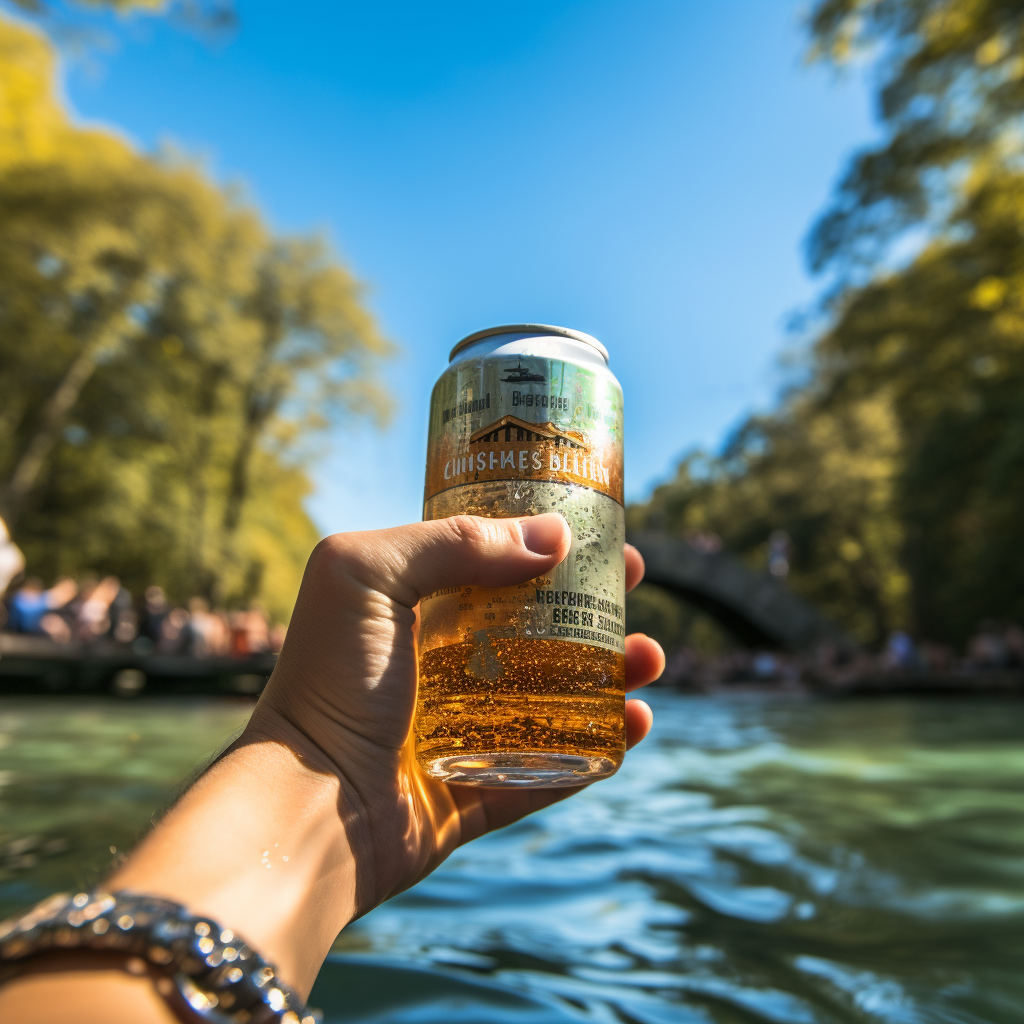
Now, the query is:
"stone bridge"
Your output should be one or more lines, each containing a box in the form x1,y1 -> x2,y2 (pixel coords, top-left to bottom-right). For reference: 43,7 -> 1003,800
627,532 -> 855,654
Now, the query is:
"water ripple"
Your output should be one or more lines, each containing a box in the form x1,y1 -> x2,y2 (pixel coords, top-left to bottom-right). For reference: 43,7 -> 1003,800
2,693 -> 1023,1022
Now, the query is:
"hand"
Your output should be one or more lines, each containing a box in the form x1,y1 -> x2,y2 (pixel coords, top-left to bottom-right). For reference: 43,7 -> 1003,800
247,513 -> 663,913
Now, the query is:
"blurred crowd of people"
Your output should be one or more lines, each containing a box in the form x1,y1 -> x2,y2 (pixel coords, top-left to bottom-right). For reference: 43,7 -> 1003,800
1,575 -> 284,657
663,620 -> 1024,692
0,517 -> 282,657
878,623 -> 1024,672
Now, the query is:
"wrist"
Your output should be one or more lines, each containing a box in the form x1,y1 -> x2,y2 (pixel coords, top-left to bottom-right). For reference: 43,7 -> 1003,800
108,734 -> 361,997
242,701 -> 456,916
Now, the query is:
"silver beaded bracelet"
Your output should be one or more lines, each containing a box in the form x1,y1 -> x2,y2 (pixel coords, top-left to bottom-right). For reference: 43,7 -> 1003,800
0,889 -> 320,1023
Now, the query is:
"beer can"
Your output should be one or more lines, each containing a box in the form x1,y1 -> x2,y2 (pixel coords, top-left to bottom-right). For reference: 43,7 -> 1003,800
416,324 -> 626,787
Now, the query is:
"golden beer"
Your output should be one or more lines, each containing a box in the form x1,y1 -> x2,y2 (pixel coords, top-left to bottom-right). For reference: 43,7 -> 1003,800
416,325 -> 626,787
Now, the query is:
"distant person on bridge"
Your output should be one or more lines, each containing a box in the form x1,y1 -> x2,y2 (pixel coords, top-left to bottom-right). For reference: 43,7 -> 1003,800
6,576 -> 77,638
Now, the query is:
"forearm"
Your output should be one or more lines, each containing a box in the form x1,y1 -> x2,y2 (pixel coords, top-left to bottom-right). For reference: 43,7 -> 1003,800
0,726 -> 361,1022
109,730 -> 361,996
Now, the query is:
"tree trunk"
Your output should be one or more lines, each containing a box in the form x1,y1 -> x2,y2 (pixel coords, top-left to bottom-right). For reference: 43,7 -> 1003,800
222,380 -> 284,535
222,411 -> 261,535
0,333 -> 109,528
188,367 -> 227,601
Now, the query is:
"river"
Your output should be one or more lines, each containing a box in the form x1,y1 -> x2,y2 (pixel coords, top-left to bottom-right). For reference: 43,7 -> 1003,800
1,691 -> 1022,1023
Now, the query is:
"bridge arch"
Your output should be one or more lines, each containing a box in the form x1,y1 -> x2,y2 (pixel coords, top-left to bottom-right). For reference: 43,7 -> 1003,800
627,532 -> 854,654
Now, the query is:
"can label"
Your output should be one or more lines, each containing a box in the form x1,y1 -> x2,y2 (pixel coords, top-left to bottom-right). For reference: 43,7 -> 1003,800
422,353 -> 625,654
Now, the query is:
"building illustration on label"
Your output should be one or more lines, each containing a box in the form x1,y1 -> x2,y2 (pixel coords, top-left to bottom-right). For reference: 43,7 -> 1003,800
469,415 -> 582,448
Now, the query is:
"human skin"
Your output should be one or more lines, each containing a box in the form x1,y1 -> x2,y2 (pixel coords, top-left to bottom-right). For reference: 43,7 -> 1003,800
0,514 -> 664,1022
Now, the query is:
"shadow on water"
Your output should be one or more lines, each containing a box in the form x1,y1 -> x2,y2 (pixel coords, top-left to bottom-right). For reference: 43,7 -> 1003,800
1,693 -> 1023,1023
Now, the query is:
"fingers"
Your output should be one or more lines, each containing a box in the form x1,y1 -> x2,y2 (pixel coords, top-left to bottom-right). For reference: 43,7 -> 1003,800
623,630 -> 661,750
624,544 -> 645,593
625,633 -> 664,692
321,514 -> 571,608
625,699 -> 653,749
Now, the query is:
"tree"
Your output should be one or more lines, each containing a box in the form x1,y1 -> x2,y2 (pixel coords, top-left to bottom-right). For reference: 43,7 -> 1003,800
0,13 -> 390,618
804,0 -> 1024,641
629,392 -> 909,647
812,170 -> 1024,641
221,237 -> 388,536
807,0 -> 1024,273
630,1 -> 1024,649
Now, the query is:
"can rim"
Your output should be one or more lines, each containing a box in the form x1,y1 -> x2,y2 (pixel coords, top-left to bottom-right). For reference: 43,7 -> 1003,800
449,324 -> 609,364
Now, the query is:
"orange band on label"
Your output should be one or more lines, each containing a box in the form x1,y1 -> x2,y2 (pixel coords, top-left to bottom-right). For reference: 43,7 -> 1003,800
425,414 -> 623,504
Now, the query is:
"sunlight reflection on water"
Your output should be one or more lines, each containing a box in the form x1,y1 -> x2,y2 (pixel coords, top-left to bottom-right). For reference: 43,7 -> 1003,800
1,693 -> 1022,1022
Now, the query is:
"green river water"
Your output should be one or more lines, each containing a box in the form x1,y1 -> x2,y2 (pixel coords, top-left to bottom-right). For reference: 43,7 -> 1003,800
1,692 -> 1022,1023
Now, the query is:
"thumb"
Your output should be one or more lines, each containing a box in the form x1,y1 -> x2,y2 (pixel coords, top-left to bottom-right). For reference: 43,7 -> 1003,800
331,514 -> 571,607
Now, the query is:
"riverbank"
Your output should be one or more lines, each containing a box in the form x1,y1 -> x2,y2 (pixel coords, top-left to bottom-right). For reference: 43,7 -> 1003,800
0,633 -> 275,696
6,632 -> 1024,700
663,644 -> 1024,697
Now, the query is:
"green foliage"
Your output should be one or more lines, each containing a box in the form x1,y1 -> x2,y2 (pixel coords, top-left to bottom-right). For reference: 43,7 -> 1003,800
0,15 -> 390,618
805,0 -> 1024,641
630,393 -> 909,647
814,171 -> 1024,641
633,0 -> 1024,649
807,0 -> 1024,272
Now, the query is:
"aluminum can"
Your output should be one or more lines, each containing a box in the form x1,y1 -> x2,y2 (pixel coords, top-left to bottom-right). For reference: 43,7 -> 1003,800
416,324 -> 626,787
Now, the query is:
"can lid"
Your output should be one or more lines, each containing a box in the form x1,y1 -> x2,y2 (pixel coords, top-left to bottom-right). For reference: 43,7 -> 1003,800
449,324 -> 609,364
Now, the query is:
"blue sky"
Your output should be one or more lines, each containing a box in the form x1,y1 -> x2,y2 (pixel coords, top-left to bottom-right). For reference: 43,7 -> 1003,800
55,0 -> 874,534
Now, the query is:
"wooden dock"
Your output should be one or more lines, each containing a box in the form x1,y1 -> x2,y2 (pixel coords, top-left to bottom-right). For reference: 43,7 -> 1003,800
0,634 -> 275,696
